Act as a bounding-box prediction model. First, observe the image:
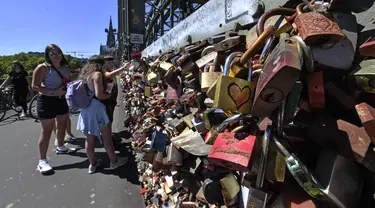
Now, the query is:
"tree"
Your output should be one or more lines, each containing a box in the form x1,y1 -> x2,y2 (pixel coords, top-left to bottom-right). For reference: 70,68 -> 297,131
0,53 -> 84,78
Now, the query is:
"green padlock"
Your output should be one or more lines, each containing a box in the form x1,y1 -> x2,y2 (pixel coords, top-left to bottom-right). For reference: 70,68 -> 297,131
213,52 -> 255,113
352,60 -> 375,94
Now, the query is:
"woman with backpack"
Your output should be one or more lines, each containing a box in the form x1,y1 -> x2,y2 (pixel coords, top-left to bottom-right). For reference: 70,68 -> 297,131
31,44 -> 73,174
76,55 -> 127,174
0,61 -> 30,118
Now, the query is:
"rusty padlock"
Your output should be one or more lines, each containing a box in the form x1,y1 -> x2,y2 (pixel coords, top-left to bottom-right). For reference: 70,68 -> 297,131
293,2 -> 345,45
355,102 -> 375,143
252,33 -> 302,117
201,63 -> 223,92
213,52 -> 256,113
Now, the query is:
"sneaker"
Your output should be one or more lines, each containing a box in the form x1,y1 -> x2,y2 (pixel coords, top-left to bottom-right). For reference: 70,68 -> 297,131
64,134 -> 76,142
54,135 -> 76,146
20,112 -> 26,119
36,160 -> 53,174
109,156 -> 128,170
56,146 -> 76,154
88,159 -> 102,174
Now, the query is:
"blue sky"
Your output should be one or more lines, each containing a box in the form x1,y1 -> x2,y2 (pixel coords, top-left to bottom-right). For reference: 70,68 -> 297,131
0,0 -> 118,57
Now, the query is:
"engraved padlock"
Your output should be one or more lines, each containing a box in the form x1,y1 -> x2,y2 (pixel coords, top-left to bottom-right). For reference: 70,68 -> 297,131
213,52 -> 255,113
252,33 -> 302,117
201,63 -> 223,92
293,2 -> 345,45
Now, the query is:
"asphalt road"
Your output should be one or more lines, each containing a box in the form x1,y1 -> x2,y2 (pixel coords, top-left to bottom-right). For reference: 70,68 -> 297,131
0,98 -> 143,208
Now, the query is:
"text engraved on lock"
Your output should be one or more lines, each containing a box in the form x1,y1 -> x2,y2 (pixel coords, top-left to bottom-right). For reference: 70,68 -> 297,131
228,83 -> 252,109
294,12 -> 344,44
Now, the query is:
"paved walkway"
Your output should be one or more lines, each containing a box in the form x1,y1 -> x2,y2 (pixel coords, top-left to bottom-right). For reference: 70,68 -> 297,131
0,95 -> 143,208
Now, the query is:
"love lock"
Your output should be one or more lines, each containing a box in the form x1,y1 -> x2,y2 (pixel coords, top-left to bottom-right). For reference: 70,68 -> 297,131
252,33 -> 302,117
293,2 -> 345,45
213,52 -> 255,113
201,55 -> 223,92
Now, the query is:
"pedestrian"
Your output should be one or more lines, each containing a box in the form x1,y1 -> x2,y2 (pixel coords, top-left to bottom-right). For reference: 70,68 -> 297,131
102,55 -> 131,139
31,44 -> 72,174
76,55 -> 128,174
0,61 -> 29,118
53,116 -> 76,146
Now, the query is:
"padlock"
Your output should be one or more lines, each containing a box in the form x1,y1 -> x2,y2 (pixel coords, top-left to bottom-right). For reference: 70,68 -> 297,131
307,71 -> 325,110
252,33 -> 302,117
293,3 -> 345,45
166,145 -> 183,166
166,84 -> 182,101
241,127 -> 271,208
290,35 -> 314,73
283,81 -> 303,125
311,38 -> 355,70
144,86 -> 152,97
352,60 -> 375,94
331,12 -> 358,51
220,173 -> 240,205
214,36 -> 243,52
201,45 -> 215,57
308,116 -> 375,173
150,131 -> 167,152
255,7 -> 295,38
171,130 -> 212,156
359,37 -> 375,57
355,102 -> 375,142
214,52 -> 255,113
315,149 -> 362,208
202,108 -> 230,130
273,134 -> 348,207
324,82 -> 356,110
191,116 -> 206,134
195,51 -> 217,70
201,63 -> 223,92
208,131 -> 257,172
202,178 -> 224,204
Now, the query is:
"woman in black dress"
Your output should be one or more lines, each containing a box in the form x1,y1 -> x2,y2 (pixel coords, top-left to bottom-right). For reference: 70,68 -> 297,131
0,61 -> 29,118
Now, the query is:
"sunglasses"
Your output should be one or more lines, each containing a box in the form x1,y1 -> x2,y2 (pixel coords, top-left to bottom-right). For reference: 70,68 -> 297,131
49,51 -> 62,57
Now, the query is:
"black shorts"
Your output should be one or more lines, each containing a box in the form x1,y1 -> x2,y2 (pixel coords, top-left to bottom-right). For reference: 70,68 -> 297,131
37,95 -> 69,120
99,98 -> 116,122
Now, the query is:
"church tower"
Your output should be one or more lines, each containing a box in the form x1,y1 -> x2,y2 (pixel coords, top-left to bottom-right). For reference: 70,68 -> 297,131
105,16 -> 116,48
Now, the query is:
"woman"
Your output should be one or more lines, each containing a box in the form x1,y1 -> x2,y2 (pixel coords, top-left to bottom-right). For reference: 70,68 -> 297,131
102,55 -> 130,136
77,55 -> 127,174
53,116 -> 76,146
31,44 -> 72,174
0,61 -> 29,118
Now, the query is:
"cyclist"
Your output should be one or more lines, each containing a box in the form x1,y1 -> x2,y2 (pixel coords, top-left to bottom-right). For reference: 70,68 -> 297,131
32,44 -> 72,174
0,61 -> 29,118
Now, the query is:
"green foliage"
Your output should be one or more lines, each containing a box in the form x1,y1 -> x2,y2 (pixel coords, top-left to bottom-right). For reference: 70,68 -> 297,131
0,52 -> 82,78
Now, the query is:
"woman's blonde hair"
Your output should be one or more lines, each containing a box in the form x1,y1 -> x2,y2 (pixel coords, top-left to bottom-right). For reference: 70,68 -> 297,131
78,55 -> 105,82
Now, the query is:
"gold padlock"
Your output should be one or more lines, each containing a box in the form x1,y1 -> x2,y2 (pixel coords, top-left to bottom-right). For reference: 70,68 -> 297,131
201,60 -> 223,92
213,52 -> 255,113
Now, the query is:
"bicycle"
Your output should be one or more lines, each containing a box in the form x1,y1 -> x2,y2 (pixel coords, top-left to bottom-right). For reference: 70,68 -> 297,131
29,94 -> 80,120
0,86 -> 23,122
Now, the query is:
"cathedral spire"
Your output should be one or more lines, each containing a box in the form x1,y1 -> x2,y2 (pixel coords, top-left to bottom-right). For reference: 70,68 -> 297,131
105,16 -> 116,48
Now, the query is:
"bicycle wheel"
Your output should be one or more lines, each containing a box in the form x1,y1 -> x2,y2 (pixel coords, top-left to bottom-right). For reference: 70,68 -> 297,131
28,94 -> 39,119
0,98 -> 6,122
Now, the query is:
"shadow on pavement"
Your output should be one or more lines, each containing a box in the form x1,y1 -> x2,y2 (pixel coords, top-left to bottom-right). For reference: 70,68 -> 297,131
53,138 -> 140,186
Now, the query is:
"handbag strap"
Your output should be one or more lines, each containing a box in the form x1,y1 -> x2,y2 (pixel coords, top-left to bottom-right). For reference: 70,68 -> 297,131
45,63 -> 66,80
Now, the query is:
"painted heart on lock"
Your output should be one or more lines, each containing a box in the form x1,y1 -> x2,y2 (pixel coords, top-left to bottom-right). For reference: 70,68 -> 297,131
228,83 -> 251,109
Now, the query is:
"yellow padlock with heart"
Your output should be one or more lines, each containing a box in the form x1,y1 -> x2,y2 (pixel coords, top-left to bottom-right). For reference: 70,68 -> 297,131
213,52 -> 255,113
